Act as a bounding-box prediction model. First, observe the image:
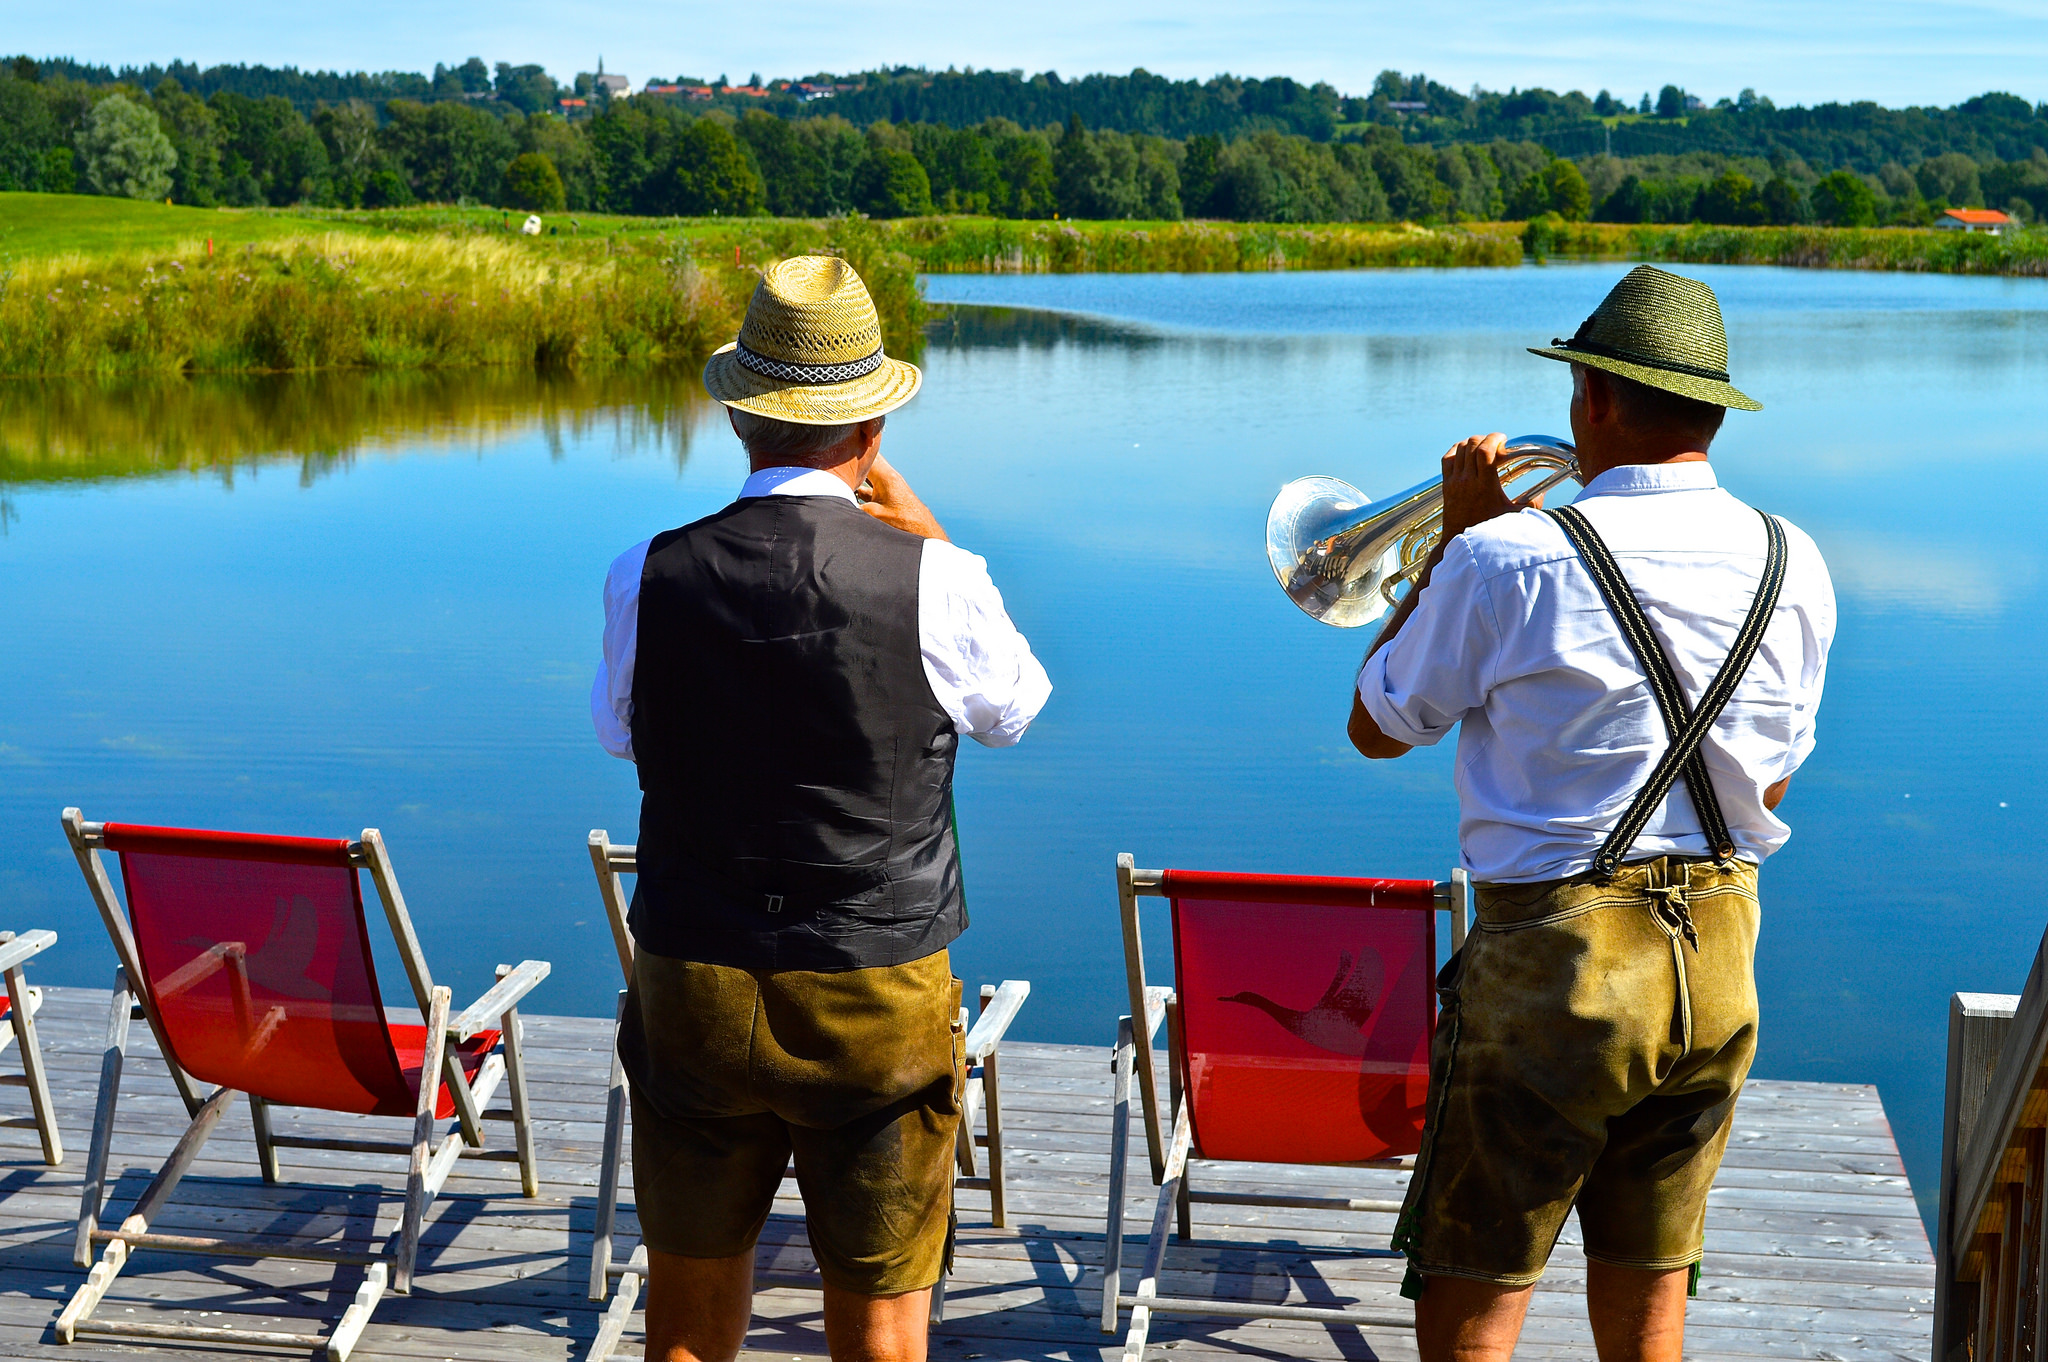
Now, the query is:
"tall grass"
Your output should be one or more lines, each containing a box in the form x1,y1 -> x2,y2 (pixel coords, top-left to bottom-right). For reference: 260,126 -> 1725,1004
880,218 -> 1521,272
1522,218 -> 2048,275
0,220 -> 928,378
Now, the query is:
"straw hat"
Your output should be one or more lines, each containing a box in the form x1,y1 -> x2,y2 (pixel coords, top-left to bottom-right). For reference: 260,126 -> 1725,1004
701,255 -> 922,425
1529,265 -> 1761,411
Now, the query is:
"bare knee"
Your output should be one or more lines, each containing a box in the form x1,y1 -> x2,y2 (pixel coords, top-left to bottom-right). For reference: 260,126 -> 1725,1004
643,1248 -> 754,1362
1584,1259 -> 1689,1362
1413,1273 -> 1534,1362
820,1282 -> 932,1362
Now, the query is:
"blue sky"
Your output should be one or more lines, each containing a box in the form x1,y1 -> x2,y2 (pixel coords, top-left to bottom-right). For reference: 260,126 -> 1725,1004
11,0 -> 2047,108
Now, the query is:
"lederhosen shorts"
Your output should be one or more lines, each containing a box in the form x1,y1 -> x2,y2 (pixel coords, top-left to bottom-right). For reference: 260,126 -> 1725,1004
618,948 -> 965,1296
1391,855 -> 1759,1286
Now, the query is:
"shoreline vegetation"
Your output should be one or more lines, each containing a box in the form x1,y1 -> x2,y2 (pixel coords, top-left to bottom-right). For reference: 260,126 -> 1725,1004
3,194 -> 2044,378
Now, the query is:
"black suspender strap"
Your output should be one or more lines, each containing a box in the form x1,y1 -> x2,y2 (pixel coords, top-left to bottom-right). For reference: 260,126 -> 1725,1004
1546,504 -> 1789,880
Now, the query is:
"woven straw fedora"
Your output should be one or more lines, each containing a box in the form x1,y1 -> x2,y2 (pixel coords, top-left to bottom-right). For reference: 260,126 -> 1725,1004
1529,265 -> 1761,411
702,255 -> 921,425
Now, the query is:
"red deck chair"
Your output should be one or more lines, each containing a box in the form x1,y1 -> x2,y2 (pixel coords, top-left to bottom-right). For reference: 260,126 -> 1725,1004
580,829 -> 1031,1362
55,809 -> 551,1359
1,927 -> 62,1166
1102,852 -> 1469,1362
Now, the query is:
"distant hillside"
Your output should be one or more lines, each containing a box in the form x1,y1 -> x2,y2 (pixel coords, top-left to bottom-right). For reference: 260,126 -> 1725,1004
5,53 -> 2046,230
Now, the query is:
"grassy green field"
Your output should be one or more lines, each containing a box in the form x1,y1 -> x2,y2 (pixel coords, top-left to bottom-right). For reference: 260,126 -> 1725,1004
3,193 -> 2043,376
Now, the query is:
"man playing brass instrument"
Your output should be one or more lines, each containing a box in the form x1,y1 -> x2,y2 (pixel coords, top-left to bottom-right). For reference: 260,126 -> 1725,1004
1348,267 -> 1836,1362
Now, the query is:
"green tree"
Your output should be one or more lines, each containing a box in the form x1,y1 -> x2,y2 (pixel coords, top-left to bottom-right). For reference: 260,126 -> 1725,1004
1810,169 -> 1877,226
379,98 -> 516,204
516,110 -> 597,208
1053,113 -> 1104,217
1915,151 -> 1983,208
1760,174 -> 1805,225
77,92 -> 176,200
738,109 -> 829,214
855,143 -> 932,217
210,91 -> 328,204
1507,159 -> 1589,221
312,101 -> 380,206
493,63 -> 558,115
1595,174 -> 1651,222
502,150 -> 566,210
0,75 -> 61,191
1656,85 -> 1685,118
671,117 -> 765,215
151,79 -> 223,205
992,130 -> 1055,217
1697,168 -> 1763,224
1179,133 -> 1221,216
1370,137 -> 1451,220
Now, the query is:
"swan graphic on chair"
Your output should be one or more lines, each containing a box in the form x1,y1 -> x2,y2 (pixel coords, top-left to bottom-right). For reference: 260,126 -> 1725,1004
1220,948 -> 1383,1056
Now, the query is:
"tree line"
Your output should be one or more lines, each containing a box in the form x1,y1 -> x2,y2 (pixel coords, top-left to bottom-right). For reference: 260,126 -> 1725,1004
2,57 -> 2044,228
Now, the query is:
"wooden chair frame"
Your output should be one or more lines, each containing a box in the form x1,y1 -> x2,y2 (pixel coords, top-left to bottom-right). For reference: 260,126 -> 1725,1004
0,927 -> 62,1166
1101,852 -> 1470,1362
55,808 -> 552,1359
581,829 -> 1031,1362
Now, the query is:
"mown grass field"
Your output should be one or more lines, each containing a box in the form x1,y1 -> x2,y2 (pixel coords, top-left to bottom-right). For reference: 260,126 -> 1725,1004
2,193 -> 2043,376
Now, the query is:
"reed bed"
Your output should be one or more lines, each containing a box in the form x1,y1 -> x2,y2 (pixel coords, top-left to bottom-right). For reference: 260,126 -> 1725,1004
882,218 -> 1521,272
1522,218 -> 2048,275
0,219 -> 926,378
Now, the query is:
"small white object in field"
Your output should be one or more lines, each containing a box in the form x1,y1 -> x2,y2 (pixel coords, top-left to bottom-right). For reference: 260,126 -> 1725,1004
521,215 -> 543,236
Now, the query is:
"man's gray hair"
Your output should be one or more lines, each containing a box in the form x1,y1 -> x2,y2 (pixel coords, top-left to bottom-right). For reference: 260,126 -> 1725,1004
728,408 -> 883,464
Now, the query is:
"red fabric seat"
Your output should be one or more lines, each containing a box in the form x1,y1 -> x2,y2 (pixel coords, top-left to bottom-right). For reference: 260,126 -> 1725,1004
1165,869 -> 1437,1165
390,1026 -> 500,1120
100,822 -> 502,1120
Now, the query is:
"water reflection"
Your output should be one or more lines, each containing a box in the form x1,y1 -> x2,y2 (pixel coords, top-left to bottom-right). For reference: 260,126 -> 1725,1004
0,366 -> 721,490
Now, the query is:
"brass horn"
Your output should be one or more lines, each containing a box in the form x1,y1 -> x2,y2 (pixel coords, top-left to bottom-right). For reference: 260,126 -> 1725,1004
1265,435 -> 1580,628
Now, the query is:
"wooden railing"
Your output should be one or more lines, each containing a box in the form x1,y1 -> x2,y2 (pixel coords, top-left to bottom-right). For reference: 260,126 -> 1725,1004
1936,919 -> 2048,1362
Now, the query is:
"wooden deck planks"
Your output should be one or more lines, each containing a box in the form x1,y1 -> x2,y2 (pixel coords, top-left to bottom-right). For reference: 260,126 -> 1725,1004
0,987 -> 1932,1361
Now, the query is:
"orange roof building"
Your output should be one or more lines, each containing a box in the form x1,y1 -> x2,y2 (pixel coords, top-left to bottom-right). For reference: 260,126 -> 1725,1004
1936,208 -> 2016,234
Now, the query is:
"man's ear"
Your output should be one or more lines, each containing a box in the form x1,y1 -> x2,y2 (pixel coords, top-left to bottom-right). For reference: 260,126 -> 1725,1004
1581,367 -> 1615,426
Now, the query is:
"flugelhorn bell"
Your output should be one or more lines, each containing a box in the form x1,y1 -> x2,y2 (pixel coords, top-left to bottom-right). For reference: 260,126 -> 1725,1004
1266,435 -> 1579,628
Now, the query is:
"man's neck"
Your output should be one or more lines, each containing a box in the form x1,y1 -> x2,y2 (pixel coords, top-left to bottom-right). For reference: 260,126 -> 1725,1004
751,457 -> 864,491
1575,447 -> 1709,485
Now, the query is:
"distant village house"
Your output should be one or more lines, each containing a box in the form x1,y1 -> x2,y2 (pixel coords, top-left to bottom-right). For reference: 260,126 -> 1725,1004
1936,208 -> 2014,235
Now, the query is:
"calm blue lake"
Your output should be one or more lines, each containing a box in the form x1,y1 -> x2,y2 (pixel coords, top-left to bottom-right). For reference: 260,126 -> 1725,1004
6,263 -> 2048,1227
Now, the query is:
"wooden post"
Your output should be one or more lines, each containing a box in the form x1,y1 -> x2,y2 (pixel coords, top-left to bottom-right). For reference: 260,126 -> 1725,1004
1938,991 -> 2020,1360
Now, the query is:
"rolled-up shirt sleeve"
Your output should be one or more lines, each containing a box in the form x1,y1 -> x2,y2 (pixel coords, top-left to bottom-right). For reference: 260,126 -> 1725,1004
1357,535 -> 1497,747
591,539 -> 650,760
919,540 -> 1051,747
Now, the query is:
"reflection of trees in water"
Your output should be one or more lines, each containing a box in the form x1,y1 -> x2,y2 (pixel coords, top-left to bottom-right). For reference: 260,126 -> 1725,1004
923,305 -> 1164,352
0,368 -> 724,487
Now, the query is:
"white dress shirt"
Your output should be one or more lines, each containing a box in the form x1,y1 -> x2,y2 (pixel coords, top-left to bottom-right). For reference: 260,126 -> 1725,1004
593,466 -> 1051,760
1358,461 -> 1835,884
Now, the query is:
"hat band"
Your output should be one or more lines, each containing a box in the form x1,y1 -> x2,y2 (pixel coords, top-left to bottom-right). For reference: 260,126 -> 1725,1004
735,341 -> 885,386
1554,336 -> 1730,384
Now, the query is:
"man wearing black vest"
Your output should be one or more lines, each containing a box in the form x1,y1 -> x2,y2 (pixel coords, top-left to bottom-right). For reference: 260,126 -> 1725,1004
592,257 -> 1050,1362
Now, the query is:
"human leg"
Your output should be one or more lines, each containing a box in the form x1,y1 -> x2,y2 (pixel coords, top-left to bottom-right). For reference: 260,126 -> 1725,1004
759,954 -> 962,1361
1585,1260 -> 1689,1362
821,1283 -> 935,1362
644,1248 -> 754,1362
620,956 -> 792,1362
1413,1274 -> 1534,1362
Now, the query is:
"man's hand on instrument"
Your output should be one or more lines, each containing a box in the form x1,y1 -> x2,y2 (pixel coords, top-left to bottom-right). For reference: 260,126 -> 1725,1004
1439,432 -> 1545,543
857,456 -> 950,542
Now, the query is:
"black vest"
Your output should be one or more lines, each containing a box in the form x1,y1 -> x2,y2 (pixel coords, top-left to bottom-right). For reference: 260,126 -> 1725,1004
629,495 -> 966,971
